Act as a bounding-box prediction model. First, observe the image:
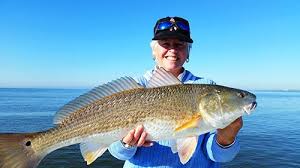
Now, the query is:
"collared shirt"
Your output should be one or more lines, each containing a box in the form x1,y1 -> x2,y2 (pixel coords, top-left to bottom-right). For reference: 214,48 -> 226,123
136,68 -> 216,87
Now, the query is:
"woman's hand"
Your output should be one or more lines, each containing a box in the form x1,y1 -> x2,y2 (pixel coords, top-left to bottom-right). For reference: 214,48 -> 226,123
122,125 -> 153,147
216,117 -> 243,146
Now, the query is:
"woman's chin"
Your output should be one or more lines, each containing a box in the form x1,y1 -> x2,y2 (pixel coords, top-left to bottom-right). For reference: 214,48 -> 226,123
160,65 -> 183,73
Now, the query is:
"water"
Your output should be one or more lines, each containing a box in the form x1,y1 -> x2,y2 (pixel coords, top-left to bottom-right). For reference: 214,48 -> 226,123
0,88 -> 299,168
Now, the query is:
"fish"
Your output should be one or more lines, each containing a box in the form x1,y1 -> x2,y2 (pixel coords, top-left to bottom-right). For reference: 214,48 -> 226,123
0,68 -> 257,168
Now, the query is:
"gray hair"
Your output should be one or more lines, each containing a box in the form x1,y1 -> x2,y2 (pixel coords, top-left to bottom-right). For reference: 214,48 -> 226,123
150,40 -> 192,59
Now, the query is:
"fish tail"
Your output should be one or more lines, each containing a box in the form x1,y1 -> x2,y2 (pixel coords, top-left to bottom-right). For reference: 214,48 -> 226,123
0,133 -> 46,168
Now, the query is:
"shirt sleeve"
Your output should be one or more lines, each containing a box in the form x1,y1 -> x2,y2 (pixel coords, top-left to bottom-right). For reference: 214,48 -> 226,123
108,140 -> 138,160
204,132 -> 240,162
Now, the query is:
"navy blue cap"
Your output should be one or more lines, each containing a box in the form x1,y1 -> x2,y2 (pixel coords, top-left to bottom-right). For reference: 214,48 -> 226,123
152,16 -> 193,43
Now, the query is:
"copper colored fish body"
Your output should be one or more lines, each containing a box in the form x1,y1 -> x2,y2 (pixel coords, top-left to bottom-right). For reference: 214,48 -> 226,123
0,68 -> 257,168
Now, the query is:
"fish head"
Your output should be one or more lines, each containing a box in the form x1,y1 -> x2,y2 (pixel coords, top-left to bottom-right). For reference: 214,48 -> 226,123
198,85 -> 257,128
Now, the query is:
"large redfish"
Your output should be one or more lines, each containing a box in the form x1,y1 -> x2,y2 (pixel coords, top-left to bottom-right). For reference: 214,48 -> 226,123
0,68 -> 257,168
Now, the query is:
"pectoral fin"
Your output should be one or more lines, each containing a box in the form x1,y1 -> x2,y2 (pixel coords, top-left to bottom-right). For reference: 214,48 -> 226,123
175,114 -> 201,132
80,140 -> 108,165
177,136 -> 198,164
170,140 -> 178,153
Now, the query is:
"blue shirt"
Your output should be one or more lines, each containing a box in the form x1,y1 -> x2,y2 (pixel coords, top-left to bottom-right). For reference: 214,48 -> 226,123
109,69 -> 240,168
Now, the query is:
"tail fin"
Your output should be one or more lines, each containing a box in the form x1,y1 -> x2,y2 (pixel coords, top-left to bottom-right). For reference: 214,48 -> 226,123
0,133 -> 46,168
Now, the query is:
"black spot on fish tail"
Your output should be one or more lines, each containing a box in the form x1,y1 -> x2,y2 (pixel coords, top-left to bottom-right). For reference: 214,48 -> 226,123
25,141 -> 31,146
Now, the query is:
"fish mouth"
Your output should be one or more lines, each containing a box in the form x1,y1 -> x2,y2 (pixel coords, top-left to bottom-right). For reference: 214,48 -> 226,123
243,102 -> 257,115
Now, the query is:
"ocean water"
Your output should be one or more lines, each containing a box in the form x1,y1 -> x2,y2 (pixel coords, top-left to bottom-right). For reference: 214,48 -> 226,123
0,88 -> 299,168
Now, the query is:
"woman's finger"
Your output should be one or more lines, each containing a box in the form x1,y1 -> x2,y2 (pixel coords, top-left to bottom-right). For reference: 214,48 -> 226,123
143,141 -> 154,147
122,129 -> 135,144
136,131 -> 147,147
132,125 -> 144,145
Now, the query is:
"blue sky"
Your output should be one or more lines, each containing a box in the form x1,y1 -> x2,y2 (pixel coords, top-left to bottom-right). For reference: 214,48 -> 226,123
0,0 -> 299,90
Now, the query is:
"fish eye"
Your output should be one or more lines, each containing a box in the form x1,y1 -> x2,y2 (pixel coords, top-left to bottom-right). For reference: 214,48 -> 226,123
237,92 -> 246,98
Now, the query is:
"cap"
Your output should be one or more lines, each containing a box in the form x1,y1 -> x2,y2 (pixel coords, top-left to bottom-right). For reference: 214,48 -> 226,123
152,16 -> 193,43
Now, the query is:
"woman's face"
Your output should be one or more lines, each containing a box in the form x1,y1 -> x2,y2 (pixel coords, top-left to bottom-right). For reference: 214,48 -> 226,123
153,39 -> 188,76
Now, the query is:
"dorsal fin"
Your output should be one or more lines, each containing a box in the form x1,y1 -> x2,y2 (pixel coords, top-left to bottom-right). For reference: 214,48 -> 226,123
146,68 -> 182,88
53,77 -> 143,125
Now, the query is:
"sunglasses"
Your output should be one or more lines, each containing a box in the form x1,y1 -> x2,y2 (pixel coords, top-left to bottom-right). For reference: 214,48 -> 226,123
155,20 -> 190,34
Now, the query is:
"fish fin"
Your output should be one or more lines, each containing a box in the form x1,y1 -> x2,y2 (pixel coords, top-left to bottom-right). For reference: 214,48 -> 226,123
0,132 -> 46,168
175,113 -> 201,132
147,67 -> 182,88
80,140 -> 108,165
177,136 -> 198,164
54,77 -> 143,124
170,140 -> 178,153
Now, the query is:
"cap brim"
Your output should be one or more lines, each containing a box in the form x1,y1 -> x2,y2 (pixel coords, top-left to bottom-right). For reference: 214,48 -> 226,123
152,31 -> 193,43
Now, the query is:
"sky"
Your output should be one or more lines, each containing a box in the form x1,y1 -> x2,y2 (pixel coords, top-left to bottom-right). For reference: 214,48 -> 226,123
0,0 -> 299,90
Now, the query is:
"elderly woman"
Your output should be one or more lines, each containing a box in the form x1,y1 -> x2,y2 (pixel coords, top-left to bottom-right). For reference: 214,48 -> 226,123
109,16 -> 242,168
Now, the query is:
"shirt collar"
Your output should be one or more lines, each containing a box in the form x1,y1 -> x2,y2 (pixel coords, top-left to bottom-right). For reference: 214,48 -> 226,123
153,66 -> 186,81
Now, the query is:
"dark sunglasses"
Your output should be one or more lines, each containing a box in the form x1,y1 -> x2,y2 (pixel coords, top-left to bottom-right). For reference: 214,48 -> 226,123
155,20 -> 190,34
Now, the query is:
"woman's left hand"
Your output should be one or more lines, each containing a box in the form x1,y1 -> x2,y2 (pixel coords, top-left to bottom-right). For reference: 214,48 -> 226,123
216,117 -> 243,146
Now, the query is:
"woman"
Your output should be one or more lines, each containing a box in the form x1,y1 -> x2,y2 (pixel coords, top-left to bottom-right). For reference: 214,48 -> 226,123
109,16 -> 243,168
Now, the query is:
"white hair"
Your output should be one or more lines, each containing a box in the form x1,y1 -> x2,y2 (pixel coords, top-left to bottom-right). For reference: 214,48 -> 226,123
150,40 -> 192,59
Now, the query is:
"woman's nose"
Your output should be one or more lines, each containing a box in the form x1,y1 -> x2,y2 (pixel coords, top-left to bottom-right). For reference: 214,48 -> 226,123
168,47 -> 178,53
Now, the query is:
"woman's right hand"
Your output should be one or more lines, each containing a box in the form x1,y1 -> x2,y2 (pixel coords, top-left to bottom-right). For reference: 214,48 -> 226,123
122,125 -> 153,147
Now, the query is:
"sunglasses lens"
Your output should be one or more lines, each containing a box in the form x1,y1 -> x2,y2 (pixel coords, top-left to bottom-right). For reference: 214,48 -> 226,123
176,21 -> 190,31
156,21 -> 173,31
